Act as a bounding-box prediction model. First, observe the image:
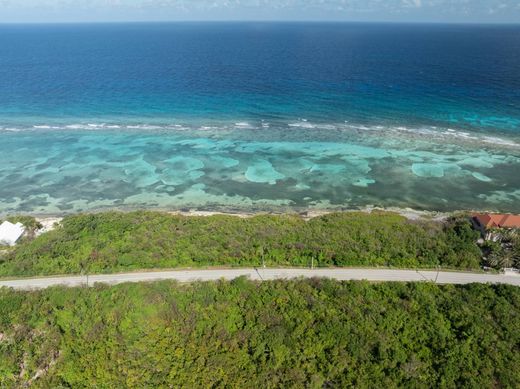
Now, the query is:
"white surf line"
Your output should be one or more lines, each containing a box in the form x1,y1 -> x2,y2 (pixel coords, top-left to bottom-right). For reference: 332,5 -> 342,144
0,268 -> 519,290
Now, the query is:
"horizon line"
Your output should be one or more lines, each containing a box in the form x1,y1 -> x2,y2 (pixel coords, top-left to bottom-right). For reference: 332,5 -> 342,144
0,20 -> 520,26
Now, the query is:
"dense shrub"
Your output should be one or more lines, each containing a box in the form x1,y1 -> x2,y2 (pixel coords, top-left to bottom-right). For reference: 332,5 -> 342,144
0,280 -> 518,387
0,211 -> 482,277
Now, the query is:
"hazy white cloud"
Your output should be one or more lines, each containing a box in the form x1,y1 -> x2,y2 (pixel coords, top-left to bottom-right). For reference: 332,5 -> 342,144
0,0 -> 518,22
402,0 -> 422,8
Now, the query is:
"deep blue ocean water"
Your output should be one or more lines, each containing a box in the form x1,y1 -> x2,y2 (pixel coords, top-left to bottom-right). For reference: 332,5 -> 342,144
0,23 -> 519,214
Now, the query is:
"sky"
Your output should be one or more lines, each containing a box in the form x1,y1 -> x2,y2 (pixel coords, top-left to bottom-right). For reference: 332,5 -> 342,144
0,0 -> 519,23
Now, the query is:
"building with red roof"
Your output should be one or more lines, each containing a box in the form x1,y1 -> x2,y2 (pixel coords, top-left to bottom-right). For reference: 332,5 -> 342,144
473,214 -> 520,230
472,214 -> 520,240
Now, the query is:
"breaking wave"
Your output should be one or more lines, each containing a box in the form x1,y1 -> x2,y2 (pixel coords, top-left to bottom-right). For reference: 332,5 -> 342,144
0,120 -> 518,149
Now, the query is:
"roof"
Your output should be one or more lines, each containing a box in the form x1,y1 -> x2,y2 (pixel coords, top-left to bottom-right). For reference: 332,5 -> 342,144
473,214 -> 520,229
0,221 -> 25,246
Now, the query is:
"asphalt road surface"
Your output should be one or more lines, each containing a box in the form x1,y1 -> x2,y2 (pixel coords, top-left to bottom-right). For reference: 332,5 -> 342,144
0,268 -> 519,290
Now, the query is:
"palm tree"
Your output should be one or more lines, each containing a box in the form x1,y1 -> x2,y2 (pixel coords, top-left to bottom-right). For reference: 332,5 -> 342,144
484,229 -> 519,270
485,247 -> 514,269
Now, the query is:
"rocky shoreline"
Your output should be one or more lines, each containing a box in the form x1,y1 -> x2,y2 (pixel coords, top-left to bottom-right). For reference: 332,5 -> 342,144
29,206 -> 459,234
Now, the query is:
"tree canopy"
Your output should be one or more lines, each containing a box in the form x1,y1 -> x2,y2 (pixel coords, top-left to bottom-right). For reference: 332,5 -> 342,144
0,279 -> 518,387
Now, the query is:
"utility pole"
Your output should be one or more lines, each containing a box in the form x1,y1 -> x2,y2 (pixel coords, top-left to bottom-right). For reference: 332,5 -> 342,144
80,261 -> 89,287
260,246 -> 266,268
80,263 -> 85,288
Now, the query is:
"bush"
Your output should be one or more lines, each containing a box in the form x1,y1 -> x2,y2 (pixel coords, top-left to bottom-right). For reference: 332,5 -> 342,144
0,211 -> 483,277
0,280 -> 518,387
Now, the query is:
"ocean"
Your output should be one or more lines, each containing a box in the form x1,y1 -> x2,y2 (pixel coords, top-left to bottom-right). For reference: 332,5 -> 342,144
0,22 -> 519,215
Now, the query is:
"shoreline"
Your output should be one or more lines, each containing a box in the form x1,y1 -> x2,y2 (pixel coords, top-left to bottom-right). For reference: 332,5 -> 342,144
7,205 -> 513,236
22,206 -> 464,228
167,206 -> 454,221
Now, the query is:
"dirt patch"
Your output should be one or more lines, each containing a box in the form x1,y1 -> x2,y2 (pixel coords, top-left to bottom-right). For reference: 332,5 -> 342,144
35,218 -> 62,236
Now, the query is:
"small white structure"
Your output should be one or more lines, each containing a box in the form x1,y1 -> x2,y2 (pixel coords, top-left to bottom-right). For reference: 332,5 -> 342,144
0,221 -> 25,246
504,268 -> 520,277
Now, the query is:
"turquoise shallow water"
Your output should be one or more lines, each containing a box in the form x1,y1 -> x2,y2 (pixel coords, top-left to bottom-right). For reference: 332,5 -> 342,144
1,122 -> 519,215
0,23 -> 519,214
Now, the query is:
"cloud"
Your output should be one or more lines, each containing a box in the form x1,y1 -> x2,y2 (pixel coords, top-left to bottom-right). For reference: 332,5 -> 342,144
0,0 -> 519,22
1,0 -> 516,10
402,0 -> 422,8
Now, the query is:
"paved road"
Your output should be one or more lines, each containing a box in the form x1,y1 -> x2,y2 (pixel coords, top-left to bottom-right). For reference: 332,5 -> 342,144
0,268 -> 519,290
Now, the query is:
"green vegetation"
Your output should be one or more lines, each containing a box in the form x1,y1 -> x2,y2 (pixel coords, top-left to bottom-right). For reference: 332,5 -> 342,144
0,211 -> 482,277
0,279 -> 518,387
483,229 -> 520,269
